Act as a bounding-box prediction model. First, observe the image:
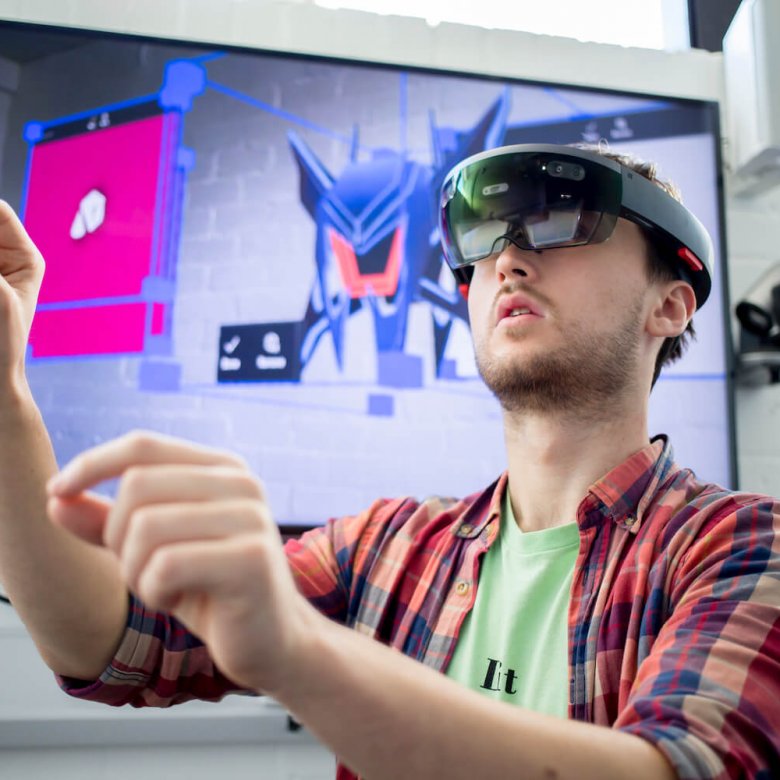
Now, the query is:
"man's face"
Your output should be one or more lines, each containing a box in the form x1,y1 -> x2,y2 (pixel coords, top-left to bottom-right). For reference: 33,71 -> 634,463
467,218 -> 654,416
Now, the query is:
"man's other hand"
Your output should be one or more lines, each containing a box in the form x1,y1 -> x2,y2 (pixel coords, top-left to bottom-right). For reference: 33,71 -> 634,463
46,430 -> 319,695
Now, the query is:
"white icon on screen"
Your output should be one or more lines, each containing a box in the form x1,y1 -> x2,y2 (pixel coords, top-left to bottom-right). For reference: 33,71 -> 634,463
223,335 -> 240,354
609,117 -> 633,140
257,331 -> 286,368
219,356 -> 241,371
256,355 -> 287,370
581,121 -> 600,144
70,189 -> 107,240
262,331 -> 282,354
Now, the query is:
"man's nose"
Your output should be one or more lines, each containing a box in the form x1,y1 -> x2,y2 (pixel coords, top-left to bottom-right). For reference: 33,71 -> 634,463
494,246 -> 541,284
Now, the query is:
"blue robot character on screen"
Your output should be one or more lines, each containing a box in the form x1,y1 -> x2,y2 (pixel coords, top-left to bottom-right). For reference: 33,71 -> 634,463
294,93 -> 509,387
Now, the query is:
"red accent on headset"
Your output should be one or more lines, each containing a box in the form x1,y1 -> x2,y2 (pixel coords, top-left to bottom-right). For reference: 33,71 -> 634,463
677,246 -> 704,272
458,283 -> 470,300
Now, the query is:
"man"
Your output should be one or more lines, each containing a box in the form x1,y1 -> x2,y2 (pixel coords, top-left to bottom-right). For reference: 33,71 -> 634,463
0,144 -> 778,779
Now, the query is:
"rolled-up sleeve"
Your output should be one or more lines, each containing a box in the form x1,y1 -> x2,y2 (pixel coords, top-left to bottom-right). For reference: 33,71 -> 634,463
615,499 -> 780,780
58,593 -> 246,706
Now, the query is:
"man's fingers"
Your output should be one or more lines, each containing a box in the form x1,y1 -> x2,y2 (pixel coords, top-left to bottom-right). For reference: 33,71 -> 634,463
0,200 -> 44,287
0,201 -> 45,345
120,500 -> 270,594
136,536 -> 273,615
46,430 -> 248,498
105,464 -> 266,554
47,491 -> 112,546
0,200 -> 38,254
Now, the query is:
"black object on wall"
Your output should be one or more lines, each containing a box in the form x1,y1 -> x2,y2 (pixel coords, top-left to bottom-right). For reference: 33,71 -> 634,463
688,0 -> 743,51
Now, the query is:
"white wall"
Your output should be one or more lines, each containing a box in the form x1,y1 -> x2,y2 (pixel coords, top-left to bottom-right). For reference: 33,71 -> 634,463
0,0 -> 723,100
0,0 -> 778,777
728,182 -> 780,496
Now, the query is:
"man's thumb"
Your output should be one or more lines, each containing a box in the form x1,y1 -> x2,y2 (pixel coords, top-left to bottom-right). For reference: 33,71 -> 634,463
47,491 -> 111,547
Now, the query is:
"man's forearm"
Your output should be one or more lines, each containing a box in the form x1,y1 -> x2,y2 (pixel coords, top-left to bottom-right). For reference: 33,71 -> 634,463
274,613 -> 677,780
0,384 -> 127,680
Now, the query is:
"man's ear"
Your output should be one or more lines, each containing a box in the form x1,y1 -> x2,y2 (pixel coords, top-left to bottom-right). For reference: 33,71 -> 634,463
647,280 -> 696,338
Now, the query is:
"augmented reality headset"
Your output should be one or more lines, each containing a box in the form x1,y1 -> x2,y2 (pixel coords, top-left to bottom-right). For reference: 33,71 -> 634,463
439,144 -> 714,308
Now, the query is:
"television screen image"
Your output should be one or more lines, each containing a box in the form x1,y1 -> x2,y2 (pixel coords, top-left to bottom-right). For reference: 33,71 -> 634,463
0,23 -> 734,530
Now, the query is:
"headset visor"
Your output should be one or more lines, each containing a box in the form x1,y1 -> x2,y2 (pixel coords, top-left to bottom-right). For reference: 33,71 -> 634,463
440,149 -> 624,266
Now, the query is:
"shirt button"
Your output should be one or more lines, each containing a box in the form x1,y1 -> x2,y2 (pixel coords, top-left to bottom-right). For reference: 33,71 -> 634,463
459,524 -> 473,535
625,515 -> 637,527
455,580 -> 470,596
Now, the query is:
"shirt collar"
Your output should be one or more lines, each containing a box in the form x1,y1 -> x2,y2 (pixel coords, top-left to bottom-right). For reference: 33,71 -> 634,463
583,435 -> 674,532
455,435 -> 675,538
454,472 -> 508,539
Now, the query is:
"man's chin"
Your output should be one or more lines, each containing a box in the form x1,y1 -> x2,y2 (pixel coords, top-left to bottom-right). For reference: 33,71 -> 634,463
482,340 -> 544,368
478,360 -> 563,410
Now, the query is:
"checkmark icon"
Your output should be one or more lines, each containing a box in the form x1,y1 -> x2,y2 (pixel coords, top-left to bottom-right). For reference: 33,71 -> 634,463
223,335 -> 240,354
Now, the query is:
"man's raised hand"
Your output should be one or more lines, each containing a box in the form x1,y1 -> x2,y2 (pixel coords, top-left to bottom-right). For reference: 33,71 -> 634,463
0,201 -> 45,383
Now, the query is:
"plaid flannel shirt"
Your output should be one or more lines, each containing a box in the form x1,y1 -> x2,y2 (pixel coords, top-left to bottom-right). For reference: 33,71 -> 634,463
60,437 -> 780,779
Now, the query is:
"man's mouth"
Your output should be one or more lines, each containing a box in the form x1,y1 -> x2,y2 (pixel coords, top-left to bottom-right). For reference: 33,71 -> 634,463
496,295 -> 544,325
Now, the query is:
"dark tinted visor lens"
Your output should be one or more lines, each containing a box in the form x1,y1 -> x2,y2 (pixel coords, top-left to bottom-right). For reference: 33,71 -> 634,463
441,151 -> 623,268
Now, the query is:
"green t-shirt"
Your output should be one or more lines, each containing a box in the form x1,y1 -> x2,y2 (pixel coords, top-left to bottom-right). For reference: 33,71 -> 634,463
445,489 -> 579,717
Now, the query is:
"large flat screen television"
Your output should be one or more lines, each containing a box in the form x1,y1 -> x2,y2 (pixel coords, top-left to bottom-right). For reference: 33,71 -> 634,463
0,21 -> 736,531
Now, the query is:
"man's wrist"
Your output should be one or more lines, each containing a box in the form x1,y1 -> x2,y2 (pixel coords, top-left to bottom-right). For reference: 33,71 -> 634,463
257,598 -> 340,702
0,375 -> 40,421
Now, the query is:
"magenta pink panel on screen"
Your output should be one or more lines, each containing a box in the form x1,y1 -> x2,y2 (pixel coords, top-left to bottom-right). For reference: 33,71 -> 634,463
151,303 -> 165,335
26,115 -> 166,357
32,305 -> 147,357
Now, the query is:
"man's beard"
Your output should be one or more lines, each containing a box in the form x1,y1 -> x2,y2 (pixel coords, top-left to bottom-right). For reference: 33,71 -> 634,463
474,303 -> 644,418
